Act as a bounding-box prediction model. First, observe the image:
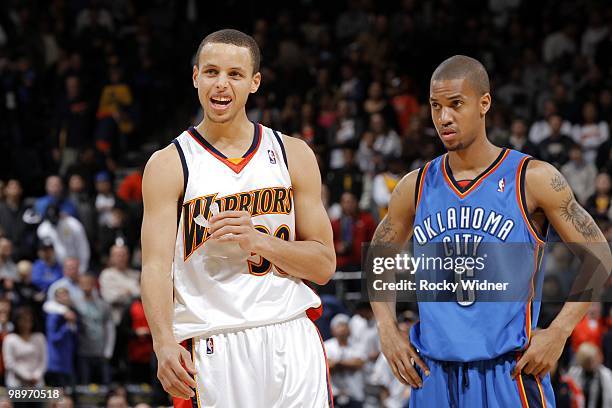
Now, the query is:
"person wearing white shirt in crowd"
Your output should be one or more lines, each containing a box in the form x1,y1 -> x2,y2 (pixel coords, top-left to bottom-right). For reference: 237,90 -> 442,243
370,113 -> 401,159
569,342 -> 612,408
46,257 -> 85,310
99,245 -> 140,324
528,100 -> 573,144
325,313 -> 367,407
561,144 -> 598,205
349,303 -> 380,390
370,311 -> 417,408
37,203 -> 90,273
0,238 -> 17,281
572,101 -> 609,164
2,307 -> 46,387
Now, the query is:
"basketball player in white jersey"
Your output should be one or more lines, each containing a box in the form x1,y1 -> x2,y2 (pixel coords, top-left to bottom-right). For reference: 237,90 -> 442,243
141,29 -> 336,408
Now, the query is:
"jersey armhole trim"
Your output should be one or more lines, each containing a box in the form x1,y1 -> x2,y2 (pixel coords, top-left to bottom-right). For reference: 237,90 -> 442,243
172,139 -> 189,197
516,157 -> 547,244
414,162 -> 431,210
272,130 -> 289,169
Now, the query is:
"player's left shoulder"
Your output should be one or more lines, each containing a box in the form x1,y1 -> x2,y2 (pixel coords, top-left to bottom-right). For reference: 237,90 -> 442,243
279,134 -> 317,170
524,158 -> 571,204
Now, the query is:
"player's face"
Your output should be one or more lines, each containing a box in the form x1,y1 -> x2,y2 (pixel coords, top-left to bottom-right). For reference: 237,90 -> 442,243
430,78 -> 490,151
193,43 -> 261,124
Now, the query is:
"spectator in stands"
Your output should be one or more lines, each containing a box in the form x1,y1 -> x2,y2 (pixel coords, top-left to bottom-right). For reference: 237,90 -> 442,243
529,100 -> 573,145
371,113 -> 401,159
47,257 -> 83,304
327,149 -> 364,204
54,75 -> 94,175
2,306 -> 46,387
561,144 -> 597,205
356,131 -> 378,175
0,238 -> 17,281
332,192 -> 376,271
572,101 -> 609,164
372,159 -> 405,219
585,173 -> 611,221
364,82 -> 396,129
76,274 -> 114,385
506,118 -> 538,157
538,114 -> 576,168
389,76 -> 419,135
34,175 -> 78,219
106,394 -> 129,408
118,296 -> 153,384
98,204 -> 134,257
95,66 -> 135,155
550,359 -> 584,408
67,173 -> 96,244
349,303 -> 379,381
45,287 -> 77,388
569,342 -> 612,408
327,100 -> 362,171
370,311 -> 416,408
543,22 -> 577,64
0,299 -> 13,386
99,245 -> 140,324
325,313 -> 367,408
14,260 -> 44,317
117,163 -> 144,205
31,239 -> 63,293
50,395 -> 74,408
571,303 -> 604,353
37,203 -> 90,273
95,171 -> 117,230
0,179 -> 28,258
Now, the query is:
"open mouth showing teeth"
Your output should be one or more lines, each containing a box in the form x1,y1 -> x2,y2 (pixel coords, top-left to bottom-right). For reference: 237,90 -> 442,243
211,97 -> 232,105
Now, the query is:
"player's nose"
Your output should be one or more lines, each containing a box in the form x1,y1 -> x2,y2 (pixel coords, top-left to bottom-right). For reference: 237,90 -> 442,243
214,73 -> 229,89
439,107 -> 454,126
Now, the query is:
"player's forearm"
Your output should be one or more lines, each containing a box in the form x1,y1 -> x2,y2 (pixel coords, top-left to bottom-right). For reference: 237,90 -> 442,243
371,301 -> 398,332
548,301 -> 591,338
253,233 -> 335,285
141,263 -> 175,348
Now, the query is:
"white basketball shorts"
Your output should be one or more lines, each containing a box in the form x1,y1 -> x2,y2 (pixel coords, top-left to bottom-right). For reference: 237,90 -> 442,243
173,313 -> 333,408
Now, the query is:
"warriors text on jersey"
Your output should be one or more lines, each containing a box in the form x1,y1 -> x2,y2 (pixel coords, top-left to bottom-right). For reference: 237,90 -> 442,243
170,123 -> 321,342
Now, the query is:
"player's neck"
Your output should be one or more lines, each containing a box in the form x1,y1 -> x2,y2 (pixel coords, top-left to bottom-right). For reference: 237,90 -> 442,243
447,134 -> 501,173
196,112 -> 254,153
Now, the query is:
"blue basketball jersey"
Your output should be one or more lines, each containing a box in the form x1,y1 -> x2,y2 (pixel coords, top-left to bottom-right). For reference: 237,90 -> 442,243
409,148 -> 548,362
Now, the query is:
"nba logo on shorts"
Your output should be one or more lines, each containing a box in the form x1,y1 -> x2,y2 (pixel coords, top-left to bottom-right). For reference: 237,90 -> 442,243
206,338 -> 214,354
268,150 -> 276,164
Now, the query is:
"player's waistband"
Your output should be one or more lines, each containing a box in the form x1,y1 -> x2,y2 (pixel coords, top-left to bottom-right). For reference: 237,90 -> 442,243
186,311 -> 310,341
419,349 -> 520,368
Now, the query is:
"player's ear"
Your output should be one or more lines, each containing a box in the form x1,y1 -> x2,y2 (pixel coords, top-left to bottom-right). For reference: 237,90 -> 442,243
192,65 -> 199,88
480,93 -> 491,117
250,72 -> 261,93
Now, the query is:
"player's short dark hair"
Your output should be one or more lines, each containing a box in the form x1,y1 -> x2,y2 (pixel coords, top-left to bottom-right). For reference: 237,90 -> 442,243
195,29 -> 261,74
431,55 -> 490,96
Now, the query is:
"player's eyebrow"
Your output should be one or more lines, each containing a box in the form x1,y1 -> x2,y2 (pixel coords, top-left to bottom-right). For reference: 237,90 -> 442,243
447,93 -> 466,100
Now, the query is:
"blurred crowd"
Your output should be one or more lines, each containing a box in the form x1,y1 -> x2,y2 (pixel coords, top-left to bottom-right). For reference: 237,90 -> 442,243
0,0 -> 610,406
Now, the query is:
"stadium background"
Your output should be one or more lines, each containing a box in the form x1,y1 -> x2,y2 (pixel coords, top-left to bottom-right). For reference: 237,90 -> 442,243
0,0 -> 610,406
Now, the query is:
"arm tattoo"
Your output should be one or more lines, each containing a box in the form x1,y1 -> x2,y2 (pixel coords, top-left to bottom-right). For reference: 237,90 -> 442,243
372,216 -> 398,245
550,174 -> 568,192
559,195 -> 600,242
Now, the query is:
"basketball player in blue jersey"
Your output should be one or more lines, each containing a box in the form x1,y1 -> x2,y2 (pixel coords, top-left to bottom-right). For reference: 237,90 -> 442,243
370,55 -> 611,407
140,30 -> 336,407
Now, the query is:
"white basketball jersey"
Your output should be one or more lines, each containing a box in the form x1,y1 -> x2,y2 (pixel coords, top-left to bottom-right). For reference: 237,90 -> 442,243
171,123 -> 322,342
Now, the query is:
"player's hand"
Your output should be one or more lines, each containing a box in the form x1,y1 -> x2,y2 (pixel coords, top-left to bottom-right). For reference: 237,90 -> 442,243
155,342 -> 197,400
208,210 -> 264,252
513,326 -> 567,379
378,323 -> 429,388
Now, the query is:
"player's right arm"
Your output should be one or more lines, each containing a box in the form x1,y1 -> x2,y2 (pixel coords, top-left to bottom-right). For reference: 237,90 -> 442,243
369,169 -> 429,388
141,145 -> 196,400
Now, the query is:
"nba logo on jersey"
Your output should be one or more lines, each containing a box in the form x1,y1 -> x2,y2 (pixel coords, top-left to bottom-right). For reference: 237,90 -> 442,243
206,338 -> 214,355
497,177 -> 505,192
268,150 -> 276,164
